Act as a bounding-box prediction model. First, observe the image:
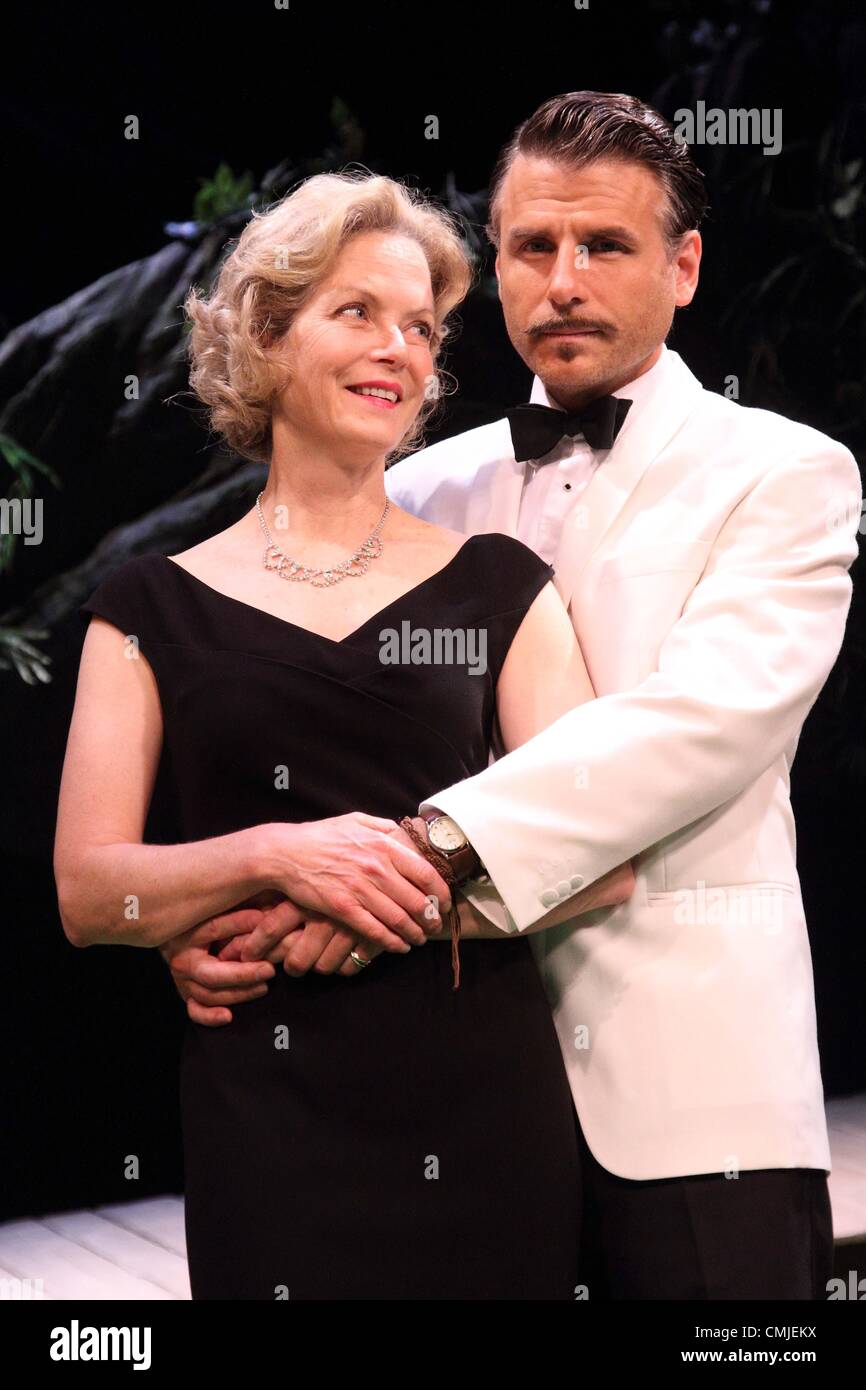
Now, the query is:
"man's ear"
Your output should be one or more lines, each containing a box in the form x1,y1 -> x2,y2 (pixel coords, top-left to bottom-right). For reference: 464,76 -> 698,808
673,230 -> 701,309
494,252 -> 502,301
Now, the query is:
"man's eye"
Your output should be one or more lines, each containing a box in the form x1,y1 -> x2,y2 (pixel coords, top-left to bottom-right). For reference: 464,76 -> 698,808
522,239 -> 551,253
592,241 -> 624,253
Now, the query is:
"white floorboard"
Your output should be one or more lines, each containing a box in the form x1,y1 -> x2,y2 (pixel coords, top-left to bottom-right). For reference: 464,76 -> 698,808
827,1093 -> 866,1244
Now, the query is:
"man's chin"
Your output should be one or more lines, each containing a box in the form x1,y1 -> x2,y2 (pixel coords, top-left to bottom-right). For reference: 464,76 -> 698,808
527,334 -> 604,368
535,366 -> 614,410
532,353 -> 604,385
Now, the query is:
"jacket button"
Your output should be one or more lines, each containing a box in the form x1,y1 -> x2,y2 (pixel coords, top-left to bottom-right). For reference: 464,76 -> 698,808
540,889 -> 559,907
556,880 -> 572,898
570,874 -> 584,889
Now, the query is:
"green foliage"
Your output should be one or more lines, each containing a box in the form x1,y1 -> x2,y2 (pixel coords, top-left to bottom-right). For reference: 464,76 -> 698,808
719,123 -> 865,426
651,4 -> 865,454
193,162 -> 256,223
328,96 -> 365,161
0,622 -> 52,685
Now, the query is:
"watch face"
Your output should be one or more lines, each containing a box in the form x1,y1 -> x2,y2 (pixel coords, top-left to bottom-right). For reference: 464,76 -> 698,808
428,815 -> 466,853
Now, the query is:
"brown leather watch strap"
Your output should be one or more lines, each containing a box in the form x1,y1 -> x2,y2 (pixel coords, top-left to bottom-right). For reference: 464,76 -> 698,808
399,817 -> 463,990
421,810 -> 482,883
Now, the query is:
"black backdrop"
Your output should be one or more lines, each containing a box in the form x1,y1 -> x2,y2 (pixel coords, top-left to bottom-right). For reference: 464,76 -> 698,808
2,0 -> 864,1220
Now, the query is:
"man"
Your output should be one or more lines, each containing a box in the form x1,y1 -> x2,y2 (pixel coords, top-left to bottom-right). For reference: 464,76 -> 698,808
165,92 -> 862,1298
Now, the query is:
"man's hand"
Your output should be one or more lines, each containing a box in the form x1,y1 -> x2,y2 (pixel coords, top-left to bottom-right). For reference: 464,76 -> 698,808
264,812 -> 449,951
159,899 -> 306,1027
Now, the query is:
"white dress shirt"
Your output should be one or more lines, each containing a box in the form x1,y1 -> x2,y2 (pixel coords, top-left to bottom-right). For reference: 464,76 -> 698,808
515,345 -> 671,562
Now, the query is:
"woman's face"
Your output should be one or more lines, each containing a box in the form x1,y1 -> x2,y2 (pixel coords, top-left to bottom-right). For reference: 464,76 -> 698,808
270,229 -> 438,457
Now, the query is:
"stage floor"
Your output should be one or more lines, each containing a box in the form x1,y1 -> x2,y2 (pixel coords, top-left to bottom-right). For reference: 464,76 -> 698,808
3,1094 -> 865,1300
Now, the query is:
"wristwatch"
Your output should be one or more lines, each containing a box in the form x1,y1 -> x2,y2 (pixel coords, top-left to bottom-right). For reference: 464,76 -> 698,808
420,809 -> 484,884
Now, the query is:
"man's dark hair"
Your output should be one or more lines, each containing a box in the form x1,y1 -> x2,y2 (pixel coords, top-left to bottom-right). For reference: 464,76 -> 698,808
486,91 -> 708,254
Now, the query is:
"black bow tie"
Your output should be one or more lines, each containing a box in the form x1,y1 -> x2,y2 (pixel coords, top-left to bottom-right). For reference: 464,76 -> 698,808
506,395 -> 632,462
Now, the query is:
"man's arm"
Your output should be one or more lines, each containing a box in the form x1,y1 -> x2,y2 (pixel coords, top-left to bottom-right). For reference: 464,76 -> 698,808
414,566 -> 633,929
419,444 -> 862,932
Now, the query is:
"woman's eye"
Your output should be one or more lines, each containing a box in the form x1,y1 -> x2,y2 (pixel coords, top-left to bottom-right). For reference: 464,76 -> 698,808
338,304 -> 433,341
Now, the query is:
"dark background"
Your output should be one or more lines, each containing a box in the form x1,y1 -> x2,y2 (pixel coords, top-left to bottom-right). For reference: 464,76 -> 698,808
2,0 -> 864,1219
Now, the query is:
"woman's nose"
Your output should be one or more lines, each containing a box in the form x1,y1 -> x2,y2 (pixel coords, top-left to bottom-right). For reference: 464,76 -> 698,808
372,326 -> 409,358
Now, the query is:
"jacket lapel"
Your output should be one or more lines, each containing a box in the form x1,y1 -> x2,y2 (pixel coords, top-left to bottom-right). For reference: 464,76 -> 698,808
547,350 -> 704,609
462,422 -> 527,536
412,350 -> 705,611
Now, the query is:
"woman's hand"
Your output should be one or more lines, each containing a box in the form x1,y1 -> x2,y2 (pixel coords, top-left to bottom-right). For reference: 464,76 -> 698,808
284,918 -> 386,976
222,913 -> 387,977
261,813 -> 448,951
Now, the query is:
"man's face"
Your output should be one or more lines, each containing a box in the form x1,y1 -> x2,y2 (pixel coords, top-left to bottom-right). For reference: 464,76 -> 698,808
494,154 -> 701,408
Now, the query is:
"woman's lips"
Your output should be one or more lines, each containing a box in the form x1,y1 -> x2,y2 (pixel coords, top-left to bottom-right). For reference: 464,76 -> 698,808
345,388 -> 399,410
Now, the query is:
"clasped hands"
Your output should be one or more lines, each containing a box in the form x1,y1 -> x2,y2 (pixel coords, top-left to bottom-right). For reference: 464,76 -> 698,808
161,812 -> 452,1028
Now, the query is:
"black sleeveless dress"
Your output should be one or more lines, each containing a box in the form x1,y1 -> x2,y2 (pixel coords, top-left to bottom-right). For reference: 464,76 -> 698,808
79,532 -> 581,1300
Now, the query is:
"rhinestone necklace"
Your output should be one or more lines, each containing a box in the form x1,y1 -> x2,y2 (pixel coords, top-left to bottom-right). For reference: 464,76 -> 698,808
255,490 -> 391,588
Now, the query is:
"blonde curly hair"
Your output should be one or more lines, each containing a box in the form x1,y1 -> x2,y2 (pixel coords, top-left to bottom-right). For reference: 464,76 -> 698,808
183,170 -> 474,465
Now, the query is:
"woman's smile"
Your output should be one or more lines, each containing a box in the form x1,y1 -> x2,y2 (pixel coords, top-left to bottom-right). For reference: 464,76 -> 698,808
345,381 -> 403,410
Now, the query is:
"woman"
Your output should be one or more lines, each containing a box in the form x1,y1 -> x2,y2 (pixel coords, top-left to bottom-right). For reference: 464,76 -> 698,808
55,171 -> 634,1300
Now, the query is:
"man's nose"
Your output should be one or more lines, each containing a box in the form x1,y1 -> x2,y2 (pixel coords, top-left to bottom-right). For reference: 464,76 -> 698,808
546,244 -> 589,306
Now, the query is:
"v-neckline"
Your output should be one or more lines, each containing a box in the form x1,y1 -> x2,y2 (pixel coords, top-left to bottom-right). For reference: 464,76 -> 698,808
160,536 -> 479,647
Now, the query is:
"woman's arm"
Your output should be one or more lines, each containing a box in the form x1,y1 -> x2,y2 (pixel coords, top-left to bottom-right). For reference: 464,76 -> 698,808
433,579 -> 635,939
56,618 -> 448,951
495,579 -> 599,753
55,616 -> 277,949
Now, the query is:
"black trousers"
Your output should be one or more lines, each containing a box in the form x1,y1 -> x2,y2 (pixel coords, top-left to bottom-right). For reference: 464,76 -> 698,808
573,1106 -> 834,1300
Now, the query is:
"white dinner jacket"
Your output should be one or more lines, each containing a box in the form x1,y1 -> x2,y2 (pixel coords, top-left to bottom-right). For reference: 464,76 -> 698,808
384,346 -> 862,1180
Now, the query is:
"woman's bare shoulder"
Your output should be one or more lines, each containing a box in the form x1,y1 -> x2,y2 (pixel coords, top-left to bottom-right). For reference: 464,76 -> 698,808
390,508 -> 470,555
166,519 -> 249,571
